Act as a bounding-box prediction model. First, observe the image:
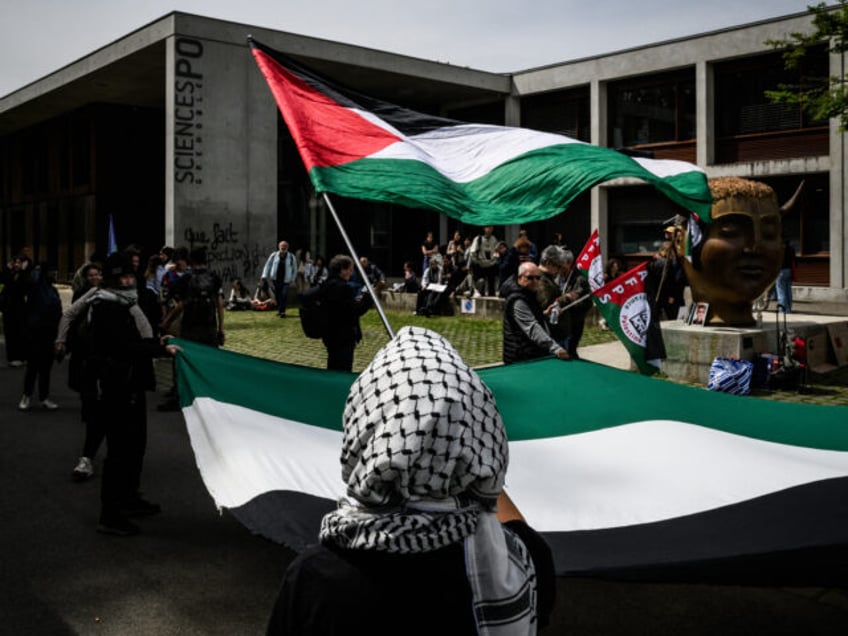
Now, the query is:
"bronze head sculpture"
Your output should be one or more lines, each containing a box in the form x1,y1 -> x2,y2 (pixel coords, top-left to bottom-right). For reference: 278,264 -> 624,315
680,177 -> 800,327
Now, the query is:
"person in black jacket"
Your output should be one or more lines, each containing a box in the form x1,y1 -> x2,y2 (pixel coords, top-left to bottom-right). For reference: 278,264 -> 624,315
1,254 -> 31,367
267,327 -> 555,635
321,255 -> 371,372
501,262 -> 569,365
56,251 -> 178,536
65,263 -> 104,480
17,264 -> 62,410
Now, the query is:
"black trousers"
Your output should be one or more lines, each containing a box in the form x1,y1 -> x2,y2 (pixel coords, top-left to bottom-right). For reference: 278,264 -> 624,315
98,384 -> 147,514
23,337 -> 55,400
473,264 -> 498,296
324,342 -> 355,372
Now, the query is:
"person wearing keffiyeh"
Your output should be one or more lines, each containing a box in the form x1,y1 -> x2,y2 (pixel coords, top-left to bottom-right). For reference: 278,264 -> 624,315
266,327 -> 555,635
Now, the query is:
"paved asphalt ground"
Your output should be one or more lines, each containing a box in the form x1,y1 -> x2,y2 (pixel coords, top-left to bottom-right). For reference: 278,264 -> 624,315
2,334 -> 848,633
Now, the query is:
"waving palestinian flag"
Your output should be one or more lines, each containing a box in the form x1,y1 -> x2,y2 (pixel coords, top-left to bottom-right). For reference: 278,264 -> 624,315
249,39 -> 711,225
174,339 -> 848,581
576,229 -> 604,291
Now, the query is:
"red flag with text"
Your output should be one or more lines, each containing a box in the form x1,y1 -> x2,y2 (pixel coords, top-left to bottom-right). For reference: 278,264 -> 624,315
576,229 -> 604,292
591,261 -> 663,375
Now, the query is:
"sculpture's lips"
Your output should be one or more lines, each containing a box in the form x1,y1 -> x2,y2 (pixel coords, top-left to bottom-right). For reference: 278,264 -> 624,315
737,261 -> 765,278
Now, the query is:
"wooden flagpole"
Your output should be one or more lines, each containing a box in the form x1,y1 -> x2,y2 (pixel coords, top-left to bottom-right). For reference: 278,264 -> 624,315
322,192 -> 395,339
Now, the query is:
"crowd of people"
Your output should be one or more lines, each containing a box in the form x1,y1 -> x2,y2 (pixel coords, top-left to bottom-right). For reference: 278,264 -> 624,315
0,226 -> 685,530
0,246 -> 183,537
0,226 -> 694,632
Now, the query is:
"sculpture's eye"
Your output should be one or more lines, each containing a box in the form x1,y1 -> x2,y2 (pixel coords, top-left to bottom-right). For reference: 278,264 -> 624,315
760,217 -> 780,241
717,219 -> 744,239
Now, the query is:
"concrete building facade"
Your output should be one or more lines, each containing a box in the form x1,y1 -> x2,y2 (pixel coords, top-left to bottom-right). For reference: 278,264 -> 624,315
1,10 -> 846,304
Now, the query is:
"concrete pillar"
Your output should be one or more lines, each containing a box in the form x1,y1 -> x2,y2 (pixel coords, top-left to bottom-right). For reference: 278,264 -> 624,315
830,50 -> 846,289
696,61 -> 714,167
505,92 -> 521,240
165,33 -> 278,284
590,80 -> 609,258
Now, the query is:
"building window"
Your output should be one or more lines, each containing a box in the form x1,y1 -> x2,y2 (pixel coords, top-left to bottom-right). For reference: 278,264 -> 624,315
607,69 -> 696,157
444,101 -> 505,125
715,46 -> 828,136
71,115 -> 91,188
521,87 -> 590,141
714,46 -> 829,163
607,185 -> 688,259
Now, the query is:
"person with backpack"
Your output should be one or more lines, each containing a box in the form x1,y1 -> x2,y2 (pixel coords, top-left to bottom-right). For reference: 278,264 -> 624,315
157,248 -> 224,412
161,247 -> 224,347
320,255 -> 372,372
55,251 -> 177,536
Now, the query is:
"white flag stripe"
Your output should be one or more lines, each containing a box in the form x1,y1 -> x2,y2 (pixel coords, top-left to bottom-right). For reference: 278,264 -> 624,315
183,398 -> 344,509
361,122 -> 705,185
507,420 -> 848,532
184,397 -> 848,536
632,156 -> 707,178
368,124 -> 587,183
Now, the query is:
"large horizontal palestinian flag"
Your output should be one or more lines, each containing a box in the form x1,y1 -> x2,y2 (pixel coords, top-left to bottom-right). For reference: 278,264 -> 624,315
249,38 -> 712,225
174,339 -> 848,582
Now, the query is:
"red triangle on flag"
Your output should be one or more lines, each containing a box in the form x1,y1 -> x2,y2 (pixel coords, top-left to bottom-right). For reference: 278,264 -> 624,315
251,47 -> 401,170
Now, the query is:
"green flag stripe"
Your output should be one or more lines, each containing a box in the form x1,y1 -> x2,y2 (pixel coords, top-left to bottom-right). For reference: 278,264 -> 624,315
477,358 -> 848,450
174,339 -> 351,431
174,340 -> 848,451
311,143 -> 711,225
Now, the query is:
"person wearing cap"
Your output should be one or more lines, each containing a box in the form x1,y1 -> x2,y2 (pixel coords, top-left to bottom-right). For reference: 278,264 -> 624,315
647,238 -> 687,322
266,326 -> 555,635
55,251 -> 178,536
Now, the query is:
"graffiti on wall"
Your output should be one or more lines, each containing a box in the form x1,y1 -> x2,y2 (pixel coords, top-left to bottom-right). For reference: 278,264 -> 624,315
174,38 -> 204,185
183,221 -> 266,283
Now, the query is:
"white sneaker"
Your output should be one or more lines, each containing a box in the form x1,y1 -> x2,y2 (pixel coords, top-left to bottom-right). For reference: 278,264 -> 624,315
9,360 -> 24,368
41,398 -> 59,410
72,456 -> 94,480
18,395 -> 31,410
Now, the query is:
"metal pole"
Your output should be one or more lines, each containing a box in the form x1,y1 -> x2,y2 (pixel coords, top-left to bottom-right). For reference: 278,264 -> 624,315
560,293 -> 592,312
322,192 -> 395,339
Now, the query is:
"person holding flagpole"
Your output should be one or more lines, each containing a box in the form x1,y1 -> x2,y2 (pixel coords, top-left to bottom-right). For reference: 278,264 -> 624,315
321,255 -> 372,372
558,250 -> 591,359
501,262 -> 569,365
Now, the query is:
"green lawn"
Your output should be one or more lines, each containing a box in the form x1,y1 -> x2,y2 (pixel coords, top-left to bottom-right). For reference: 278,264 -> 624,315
221,305 -> 848,407
223,305 -> 616,371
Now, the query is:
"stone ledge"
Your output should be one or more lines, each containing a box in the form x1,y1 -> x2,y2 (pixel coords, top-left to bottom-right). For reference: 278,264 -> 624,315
378,291 -> 506,318
661,313 -> 847,384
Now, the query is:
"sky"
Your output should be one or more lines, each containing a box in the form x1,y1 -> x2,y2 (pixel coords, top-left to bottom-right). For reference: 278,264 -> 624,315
0,0 -> 817,98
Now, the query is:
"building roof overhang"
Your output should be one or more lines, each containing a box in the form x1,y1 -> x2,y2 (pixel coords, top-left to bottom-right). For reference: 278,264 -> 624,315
0,12 -> 512,137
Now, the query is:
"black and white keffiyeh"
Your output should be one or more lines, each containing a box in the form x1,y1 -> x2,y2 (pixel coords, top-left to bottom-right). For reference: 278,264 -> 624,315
320,326 -> 538,635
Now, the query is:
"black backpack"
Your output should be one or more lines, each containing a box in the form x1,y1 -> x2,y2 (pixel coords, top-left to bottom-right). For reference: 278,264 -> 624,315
298,284 -> 328,339
182,270 -> 219,328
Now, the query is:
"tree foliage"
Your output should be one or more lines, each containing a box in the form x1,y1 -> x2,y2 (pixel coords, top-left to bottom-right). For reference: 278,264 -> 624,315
765,1 -> 848,130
